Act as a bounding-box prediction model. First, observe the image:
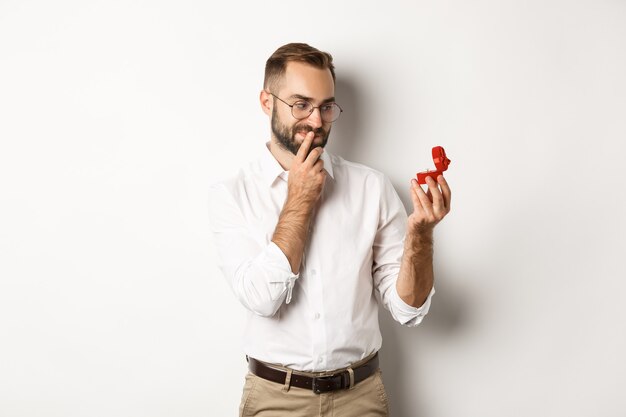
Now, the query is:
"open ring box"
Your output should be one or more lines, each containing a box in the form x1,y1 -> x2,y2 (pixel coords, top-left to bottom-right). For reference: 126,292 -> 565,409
416,146 -> 451,185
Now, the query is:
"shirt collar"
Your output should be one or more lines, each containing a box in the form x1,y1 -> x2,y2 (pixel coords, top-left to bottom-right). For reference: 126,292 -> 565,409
260,142 -> 335,187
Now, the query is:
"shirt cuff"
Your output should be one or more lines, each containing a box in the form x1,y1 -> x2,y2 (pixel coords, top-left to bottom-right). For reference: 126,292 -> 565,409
266,242 -> 299,304
389,285 -> 435,326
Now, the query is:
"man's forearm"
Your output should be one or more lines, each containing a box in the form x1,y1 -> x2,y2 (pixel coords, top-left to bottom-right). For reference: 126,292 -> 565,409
272,197 -> 314,274
396,227 -> 434,308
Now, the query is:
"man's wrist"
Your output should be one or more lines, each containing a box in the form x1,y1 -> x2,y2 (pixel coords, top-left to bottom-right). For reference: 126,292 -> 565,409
284,194 -> 316,217
406,223 -> 434,245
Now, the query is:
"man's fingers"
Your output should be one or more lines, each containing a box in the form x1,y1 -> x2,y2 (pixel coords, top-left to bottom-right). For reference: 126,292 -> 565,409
409,175 -> 451,227
305,145 -> 324,166
410,179 -> 424,211
296,131 -> 315,162
313,158 -> 324,172
426,176 -> 444,213
438,175 -> 452,211
415,182 -> 434,216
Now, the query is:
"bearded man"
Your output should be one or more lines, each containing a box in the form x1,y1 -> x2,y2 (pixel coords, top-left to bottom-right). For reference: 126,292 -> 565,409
208,42 -> 451,416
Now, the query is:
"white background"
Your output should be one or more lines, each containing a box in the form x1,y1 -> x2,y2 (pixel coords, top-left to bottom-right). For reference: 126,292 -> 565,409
1,1 -> 625,416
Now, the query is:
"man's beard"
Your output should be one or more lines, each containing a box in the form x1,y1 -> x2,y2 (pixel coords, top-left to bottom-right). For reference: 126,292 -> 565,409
271,108 -> 330,156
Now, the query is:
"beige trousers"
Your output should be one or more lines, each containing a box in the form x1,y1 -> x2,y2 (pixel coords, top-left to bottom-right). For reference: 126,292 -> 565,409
239,369 -> 390,417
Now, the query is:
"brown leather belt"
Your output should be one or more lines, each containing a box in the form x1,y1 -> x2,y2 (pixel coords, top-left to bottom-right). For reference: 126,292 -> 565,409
247,353 -> 379,394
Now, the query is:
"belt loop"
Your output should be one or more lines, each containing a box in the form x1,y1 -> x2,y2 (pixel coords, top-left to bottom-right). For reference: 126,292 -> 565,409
282,369 -> 293,392
347,367 -> 355,389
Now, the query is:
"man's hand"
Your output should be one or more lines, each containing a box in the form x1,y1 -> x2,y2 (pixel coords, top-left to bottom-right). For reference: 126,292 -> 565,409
408,175 -> 452,233
272,131 -> 326,274
286,131 -> 327,211
395,175 -> 451,308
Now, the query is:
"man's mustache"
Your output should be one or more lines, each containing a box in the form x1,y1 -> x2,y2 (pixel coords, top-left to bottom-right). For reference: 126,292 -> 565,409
295,126 -> 326,136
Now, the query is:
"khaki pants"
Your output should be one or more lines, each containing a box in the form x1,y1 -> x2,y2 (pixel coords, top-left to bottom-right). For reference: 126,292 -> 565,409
239,369 -> 390,416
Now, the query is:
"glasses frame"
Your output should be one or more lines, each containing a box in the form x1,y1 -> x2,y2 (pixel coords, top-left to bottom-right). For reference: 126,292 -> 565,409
268,92 -> 343,123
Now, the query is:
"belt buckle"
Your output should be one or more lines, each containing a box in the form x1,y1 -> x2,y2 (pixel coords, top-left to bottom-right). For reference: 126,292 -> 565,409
312,375 -> 335,394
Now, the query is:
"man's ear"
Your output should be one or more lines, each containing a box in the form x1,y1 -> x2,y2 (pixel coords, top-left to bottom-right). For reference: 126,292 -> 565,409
260,90 -> 272,116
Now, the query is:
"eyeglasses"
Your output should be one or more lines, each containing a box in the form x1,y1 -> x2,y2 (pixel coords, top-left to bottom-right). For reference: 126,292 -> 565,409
269,92 -> 343,123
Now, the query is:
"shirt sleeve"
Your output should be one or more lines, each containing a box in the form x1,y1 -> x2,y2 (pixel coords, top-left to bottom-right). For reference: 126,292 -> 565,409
371,175 -> 435,327
208,182 -> 298,317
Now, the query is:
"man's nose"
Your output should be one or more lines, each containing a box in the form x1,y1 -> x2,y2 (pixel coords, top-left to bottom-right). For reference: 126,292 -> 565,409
306,107 -> 323,128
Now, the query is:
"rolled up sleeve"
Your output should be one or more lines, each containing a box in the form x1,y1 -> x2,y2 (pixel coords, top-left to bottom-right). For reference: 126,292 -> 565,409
208,183 -> 298,317
387,285 -> 435,326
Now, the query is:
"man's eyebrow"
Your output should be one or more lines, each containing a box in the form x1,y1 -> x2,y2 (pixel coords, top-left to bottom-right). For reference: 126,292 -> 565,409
288,94 -> 336,103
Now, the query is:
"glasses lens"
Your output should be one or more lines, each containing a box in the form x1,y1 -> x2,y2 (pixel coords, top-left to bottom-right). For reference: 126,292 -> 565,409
291,101 -> 313,119
321,103 -> 342,122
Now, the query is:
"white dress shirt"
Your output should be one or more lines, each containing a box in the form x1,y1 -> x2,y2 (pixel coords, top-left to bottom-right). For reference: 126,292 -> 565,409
208,143 -> 435,372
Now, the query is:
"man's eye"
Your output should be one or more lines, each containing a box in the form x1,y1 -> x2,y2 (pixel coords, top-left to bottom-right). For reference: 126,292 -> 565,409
321,104 -> 335,112
294,102 -> 309,110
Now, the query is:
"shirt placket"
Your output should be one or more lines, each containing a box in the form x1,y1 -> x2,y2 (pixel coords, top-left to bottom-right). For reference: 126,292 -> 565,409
302,210 -> 328,372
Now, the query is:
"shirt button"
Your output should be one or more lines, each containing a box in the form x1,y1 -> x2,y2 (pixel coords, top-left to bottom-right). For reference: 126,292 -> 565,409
311,269 -> 317,275
318,357 -> 324,364
314,312 -> 320,320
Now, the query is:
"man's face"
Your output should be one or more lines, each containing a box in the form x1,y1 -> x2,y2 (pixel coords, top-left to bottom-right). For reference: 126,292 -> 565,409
269,61 -> 335,156
271,106 -> 330,155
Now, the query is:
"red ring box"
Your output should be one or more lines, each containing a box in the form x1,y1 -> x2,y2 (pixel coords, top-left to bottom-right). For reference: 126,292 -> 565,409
416,146 -> 451,184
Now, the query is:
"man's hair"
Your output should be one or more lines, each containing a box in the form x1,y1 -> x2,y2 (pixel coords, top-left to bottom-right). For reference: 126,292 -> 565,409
264,43 -> 335,92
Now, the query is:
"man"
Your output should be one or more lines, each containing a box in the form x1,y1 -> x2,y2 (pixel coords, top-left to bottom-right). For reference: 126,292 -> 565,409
208,43 -> 451,416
